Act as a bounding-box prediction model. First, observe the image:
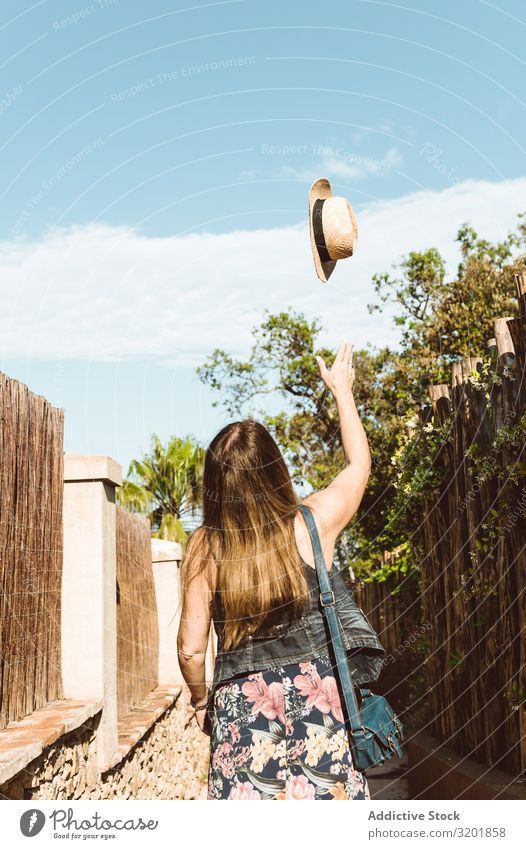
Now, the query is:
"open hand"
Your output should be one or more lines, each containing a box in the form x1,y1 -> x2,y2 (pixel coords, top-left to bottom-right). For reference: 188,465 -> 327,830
315,340 -> 355,400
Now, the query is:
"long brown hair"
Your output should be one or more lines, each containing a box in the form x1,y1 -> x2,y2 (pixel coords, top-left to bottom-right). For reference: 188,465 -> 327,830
181,419 -> 309,649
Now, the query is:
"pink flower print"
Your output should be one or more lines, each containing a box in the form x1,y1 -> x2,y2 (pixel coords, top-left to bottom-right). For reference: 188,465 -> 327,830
294,665 -> 323,700
288,739 -> 306,759
211,741 -> 231,769
228,781 -> 262,800
286,774 -> 316,800
241,674 -> 286,725
317,676 -> 344,723
212,741 -> 236,779
222,760 -> 235,780
293,670 -> 344,723
234,746 -> 251,767
299,661 -> 316,675
228,722 -> 240,743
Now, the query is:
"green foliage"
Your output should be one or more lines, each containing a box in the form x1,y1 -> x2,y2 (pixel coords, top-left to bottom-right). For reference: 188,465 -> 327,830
354,542 -> 420,597
198,214 -> 526,577
466,413 -> 526,485
368,226 -> 521,390
386,413 -> 453,540
508,680 -> 526,710
117,433 -> 204,545
154,513 -> 188,545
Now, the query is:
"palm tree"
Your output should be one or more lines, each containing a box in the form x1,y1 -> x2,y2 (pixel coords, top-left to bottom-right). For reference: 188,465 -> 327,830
117,433 -> 204,546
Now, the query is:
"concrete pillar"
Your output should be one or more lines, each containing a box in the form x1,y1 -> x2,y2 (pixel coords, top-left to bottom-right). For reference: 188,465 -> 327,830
151,538 -> 217,688
62,453 -> 122,772
151,539 -> 184,686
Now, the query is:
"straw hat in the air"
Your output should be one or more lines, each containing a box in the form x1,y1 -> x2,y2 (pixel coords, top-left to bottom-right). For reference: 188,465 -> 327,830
308,177 -> 359,282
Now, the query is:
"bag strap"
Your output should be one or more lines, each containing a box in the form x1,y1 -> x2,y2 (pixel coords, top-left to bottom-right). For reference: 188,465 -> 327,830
298,503 -> 363,735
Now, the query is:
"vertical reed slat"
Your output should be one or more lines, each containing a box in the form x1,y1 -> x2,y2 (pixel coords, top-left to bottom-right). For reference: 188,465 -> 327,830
115,506 -> 159,719
0,372 -> 64,729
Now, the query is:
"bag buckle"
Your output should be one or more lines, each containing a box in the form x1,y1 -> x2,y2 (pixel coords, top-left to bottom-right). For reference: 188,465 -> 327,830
387,731 -> 399,751
319,590 -> 336,607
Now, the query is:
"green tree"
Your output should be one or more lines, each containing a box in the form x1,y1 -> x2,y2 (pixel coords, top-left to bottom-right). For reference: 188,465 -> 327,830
117,434 -> 204,545
368,223 -> 523,389
197,215 -> 526,575
369,216 -> 526,563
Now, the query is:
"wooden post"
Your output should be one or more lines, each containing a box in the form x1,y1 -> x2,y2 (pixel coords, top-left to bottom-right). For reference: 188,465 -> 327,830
428,384 -> 450,404
508,279 -> 526,415
461,356 -> 482,378
428,384 -> 451,428
451,362 -> 463,387
486,339 -> 498,389
486,337 -> 497,359
493,317 -> 515,366
494,317 -> 517,422
514,271 -> 526,319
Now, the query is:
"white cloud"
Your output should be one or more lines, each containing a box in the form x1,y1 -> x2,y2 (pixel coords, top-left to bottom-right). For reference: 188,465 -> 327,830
1,177 -> 524,367
321,146 -> 403,179
278,146 -> 403,181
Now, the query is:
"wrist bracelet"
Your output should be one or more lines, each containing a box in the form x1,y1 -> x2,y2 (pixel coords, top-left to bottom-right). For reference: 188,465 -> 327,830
184,704 -> 207,730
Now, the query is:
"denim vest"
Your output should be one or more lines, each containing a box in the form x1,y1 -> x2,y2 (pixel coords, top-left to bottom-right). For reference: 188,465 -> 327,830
210,557 -> 386,693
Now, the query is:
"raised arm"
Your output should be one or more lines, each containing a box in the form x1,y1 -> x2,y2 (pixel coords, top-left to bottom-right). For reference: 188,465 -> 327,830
304,340 -> 371,544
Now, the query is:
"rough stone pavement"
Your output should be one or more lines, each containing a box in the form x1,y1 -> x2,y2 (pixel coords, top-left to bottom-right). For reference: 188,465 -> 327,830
367,753 -> 410,799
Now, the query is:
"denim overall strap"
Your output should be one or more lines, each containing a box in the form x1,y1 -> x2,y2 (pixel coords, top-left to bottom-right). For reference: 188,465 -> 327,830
298,504 -> 363,735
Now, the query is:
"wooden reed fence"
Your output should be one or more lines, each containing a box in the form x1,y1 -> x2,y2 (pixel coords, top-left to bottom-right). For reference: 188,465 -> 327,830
354,552 -> 426,720
416,272 -> 526,776
354,557 -> 423,661
116,506 -> 159,719
0,373 -> 64,729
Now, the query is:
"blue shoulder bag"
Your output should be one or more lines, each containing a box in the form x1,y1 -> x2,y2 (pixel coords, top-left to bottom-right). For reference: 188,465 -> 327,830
299,504 -> 404,771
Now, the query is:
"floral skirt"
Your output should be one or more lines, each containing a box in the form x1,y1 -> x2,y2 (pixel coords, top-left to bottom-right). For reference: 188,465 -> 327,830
207,655 -> 370,800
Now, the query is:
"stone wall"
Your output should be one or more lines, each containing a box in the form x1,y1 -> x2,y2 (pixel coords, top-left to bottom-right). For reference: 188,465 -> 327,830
0,692 -> 210,801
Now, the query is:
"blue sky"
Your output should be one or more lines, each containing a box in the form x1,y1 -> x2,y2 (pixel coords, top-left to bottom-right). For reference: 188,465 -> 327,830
1,0 -> 526,474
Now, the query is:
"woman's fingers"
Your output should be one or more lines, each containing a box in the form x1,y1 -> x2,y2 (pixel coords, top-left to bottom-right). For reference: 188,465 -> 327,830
334,340 -> 347,365
315,354 -> 327,376
316,355 -> 333,388
341,340 -> 353,359
317,342 -> 354,389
